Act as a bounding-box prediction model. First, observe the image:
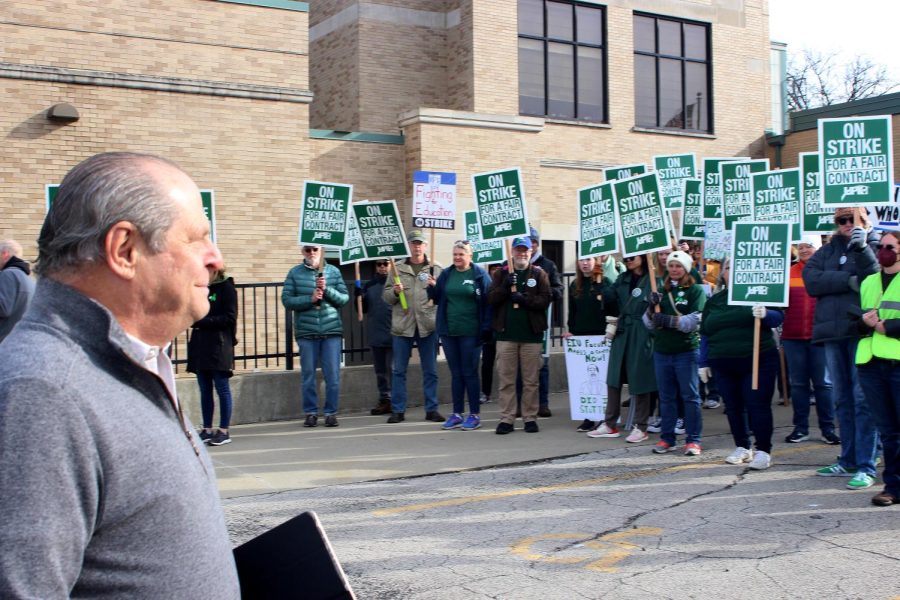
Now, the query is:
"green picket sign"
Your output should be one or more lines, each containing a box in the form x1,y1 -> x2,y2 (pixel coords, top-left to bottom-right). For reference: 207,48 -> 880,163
800,152 -> 835,234
721,159 -> 770,230
200,190 -> 216,243
604,163 -> 646,182
352,200 -> 409,259
653,153 -> 696,209
728,222 -> 791,307
340,208 -> 365,265
679,178 -> 704,240
702,157 -> 749,220
464,210 -> 505,264
612,173 -> 671,257
751,169 -> 802,242
471,167 -> 529,241
577,182 -> 618,258
45,184 -> 59,212
298,180 -> 352,248
818,115 -> 894,206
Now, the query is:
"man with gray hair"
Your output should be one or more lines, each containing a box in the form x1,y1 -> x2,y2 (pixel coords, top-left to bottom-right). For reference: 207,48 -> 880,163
0,239 -> 35,343
0,152 -> 239,597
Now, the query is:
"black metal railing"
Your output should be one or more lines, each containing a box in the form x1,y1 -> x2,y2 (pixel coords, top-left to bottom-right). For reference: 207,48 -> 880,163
171,274 -> 575,373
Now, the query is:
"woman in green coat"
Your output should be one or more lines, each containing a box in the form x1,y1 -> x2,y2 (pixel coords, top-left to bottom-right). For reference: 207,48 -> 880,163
587,254 -> 659,443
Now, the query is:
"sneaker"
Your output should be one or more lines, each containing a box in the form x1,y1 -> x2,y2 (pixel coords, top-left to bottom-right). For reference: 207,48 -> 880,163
646,416 -> 662,433
461,414 -> 481,430
524,421 -> 539,433
442,414 -> 464,430
652,441 -> 676,454
387,412 -> 405,423
303,414 -> 318,428
425,411 -> 445,422
479,392 -> 491,404
683,442 -> 702,456
587,423 -> 620,438
872,490 -> 900,506
702,398 -> 721,409
537,406 -> 552,418
625,426 -> 649,443
495,422 -> 514,435
725,447 -> 752,465
198,430 -> 214,444
846,472 -> 875,490
674,418 -> 686,435
749,450 -> 771,470
324,415 -> 339,428
576,419 -> 596,432
785,430 -> 809,443
822,431 -> 841,445
209,430 -> 231,446
816,463 -> 852,477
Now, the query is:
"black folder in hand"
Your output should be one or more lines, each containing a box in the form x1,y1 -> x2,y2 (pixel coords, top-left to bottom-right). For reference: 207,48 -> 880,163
233,511 -> 356,599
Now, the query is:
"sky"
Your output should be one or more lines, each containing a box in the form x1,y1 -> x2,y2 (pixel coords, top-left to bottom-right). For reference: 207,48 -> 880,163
768,0 -> 900,81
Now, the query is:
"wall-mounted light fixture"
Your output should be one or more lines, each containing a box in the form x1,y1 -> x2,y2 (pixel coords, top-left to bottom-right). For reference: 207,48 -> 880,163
47,103 -> 80,123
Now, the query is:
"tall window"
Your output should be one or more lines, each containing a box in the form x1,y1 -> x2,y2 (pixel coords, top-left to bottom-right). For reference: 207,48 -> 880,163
518,0 -> 606,122
633,13 -> 711,132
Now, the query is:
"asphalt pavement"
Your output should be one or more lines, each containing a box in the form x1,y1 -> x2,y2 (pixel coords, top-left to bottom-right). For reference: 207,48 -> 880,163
213,393 -> 900,599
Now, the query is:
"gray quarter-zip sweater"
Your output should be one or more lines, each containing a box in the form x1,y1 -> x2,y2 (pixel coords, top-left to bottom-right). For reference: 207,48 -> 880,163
0,278 -> 239,599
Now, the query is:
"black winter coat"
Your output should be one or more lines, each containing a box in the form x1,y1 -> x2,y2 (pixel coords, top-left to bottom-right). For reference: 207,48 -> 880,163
359,273 -> 393,348
187,277 -> 237,376
802,230 -> 879,343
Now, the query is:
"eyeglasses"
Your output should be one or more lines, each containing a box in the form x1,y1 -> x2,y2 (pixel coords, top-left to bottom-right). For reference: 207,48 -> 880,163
623,256 -> 638,262
375,261 -> 389,267
876,244 -> 897,252
454,239 -> 471,246
835,216 -> 854,226
302,247 -> 321,253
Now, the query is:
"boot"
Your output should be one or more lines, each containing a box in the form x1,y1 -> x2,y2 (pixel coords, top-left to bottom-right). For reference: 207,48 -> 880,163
371,400 -> 391,415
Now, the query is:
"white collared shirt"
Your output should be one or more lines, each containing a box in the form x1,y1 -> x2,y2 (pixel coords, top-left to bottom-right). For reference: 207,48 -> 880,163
125,334 -> 178,409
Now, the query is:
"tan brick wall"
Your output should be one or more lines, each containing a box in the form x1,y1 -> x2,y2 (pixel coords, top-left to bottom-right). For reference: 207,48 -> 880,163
2,0 -> 309,89
310,138 -> 406,207
310,21 -> 361,131
446,0 -> 474,111
470,0 -> 518,115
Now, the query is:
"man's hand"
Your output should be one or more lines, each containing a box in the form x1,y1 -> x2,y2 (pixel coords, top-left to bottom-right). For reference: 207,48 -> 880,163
316,275 -> 326,290
848,226 -> 867,251
510,291 -> 526,304
863,309 -> 880,328
648,291 -> 662,307
311,288 -> 324,303
507,272 -> 518,289
393,282 -> 404,296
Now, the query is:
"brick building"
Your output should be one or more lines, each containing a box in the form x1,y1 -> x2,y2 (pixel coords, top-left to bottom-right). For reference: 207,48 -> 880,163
2,0 -> 773,280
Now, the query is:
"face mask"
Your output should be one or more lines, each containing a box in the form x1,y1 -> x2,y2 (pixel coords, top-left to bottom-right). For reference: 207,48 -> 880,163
877,248 -> 898,268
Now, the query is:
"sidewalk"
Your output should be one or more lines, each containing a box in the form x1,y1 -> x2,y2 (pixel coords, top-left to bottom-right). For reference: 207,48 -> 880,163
208,392 -> 809,499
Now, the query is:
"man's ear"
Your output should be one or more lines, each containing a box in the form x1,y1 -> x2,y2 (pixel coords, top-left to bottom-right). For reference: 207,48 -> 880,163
104,221 -> 141,280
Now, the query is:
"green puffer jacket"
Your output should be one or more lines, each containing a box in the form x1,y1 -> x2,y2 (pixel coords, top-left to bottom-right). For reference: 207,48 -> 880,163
282,262 -> 349,338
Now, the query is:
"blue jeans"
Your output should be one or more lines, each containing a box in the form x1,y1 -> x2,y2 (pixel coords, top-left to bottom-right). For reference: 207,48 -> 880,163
298,335 -> 342,416
441,335 -> 482,414
858,359 -> 900,496
392,331 -> 439,414
782,339 -> 835,435
196,370 -> 233,429
654,350 -> 702,446
824,340 -> 878,475
710,349 -> 778,453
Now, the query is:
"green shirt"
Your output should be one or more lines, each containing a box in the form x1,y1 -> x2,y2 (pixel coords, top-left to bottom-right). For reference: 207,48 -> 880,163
497,268 -> 544,343
653,283 -> 706,354
700,290 -> 778,358
446,267 -> 479,337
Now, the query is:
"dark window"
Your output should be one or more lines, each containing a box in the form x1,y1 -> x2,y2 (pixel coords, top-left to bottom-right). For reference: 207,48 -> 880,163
518,0 -> 607,122
633,13 -> 711,133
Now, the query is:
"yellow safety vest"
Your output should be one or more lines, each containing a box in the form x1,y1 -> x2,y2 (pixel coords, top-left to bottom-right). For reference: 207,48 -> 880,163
856,271 -> 900,364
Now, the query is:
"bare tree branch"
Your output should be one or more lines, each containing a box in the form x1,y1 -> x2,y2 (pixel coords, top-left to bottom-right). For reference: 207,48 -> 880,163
785,48 -> 898,111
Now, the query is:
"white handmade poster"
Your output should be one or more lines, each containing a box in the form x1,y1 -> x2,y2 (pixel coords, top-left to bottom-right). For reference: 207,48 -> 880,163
564,336 -> 609,421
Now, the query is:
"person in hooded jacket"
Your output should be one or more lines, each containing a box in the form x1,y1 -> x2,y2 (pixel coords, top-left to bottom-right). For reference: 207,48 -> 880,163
359,260 -> 394,415
803,207 -> 881,491
188,268 -> 237,446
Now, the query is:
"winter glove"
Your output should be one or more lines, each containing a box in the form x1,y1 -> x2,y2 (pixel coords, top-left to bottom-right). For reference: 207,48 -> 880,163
751,304 -> 766,319
507,272 -> 518,289
652,312 -> 677,329
848,226 -> 867,251
510,291 -> 526,304
604,316 -> 618,341
847,275 -> 860,293
698,367 -> 711,384
648,291 -> 662,307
